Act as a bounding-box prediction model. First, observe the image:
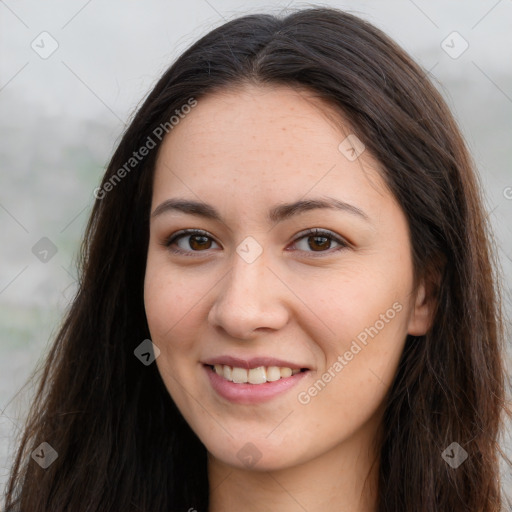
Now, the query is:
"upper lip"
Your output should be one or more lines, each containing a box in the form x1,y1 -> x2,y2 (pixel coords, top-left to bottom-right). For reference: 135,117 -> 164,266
202,356 -> 309,370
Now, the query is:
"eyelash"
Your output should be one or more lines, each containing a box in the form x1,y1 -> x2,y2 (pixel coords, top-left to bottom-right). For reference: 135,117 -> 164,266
162,228 -> 349,258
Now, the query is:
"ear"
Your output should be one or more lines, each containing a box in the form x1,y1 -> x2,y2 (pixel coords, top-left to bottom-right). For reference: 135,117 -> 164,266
407,279 -> 436,336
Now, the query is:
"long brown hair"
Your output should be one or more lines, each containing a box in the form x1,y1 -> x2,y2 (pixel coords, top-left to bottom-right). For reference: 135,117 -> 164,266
3,7 -> 511,511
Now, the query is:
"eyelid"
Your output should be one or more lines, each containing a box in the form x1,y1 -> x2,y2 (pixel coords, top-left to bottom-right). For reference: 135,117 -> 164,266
162,228 -> 350,256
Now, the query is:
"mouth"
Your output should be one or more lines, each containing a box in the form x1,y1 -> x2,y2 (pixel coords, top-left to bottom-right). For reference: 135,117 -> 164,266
202,359 -> 311,404
206,363 -> 309,384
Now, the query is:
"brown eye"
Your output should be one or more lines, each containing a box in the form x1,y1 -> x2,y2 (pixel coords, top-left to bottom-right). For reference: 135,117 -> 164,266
163,228 -> 348,257
188,234 -> 213,250
291,228 -> 348,255
164,229 -> 220,256
306,235 -> 331,251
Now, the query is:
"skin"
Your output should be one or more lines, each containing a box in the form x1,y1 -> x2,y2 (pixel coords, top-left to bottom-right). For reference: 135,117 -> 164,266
144,83 -> 433,512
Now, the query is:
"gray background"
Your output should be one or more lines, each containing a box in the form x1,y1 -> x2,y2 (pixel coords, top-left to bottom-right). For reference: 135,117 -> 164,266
1,0 -> 511,503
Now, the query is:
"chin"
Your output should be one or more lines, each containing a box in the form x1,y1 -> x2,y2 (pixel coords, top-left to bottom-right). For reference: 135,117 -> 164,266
204,435 -> 305,472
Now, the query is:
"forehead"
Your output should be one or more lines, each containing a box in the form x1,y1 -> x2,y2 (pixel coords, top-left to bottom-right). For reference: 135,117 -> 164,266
152,84 -> 388,216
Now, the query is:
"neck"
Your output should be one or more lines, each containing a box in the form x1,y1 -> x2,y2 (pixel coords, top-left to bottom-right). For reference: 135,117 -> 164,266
207,425 -> 380,512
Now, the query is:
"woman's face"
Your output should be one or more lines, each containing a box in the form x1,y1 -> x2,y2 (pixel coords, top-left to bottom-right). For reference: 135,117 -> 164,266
144,84 -> 431,471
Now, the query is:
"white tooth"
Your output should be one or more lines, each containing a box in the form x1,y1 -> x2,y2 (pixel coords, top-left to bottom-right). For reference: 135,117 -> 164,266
248,366 -> 267,384
231,367 -> 248,383
214,364 -> 223,375
291,369 -> 300,375
280,367 -> 292,378
223,365 -> 233,381
266,366 -> 281,382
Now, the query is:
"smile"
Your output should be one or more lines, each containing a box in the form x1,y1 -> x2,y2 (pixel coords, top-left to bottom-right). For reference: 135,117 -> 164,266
210,364 -> 305,384
203,363 -> 310,404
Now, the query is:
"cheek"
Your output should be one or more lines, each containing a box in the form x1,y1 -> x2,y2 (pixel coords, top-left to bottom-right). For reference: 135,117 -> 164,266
143,254 -> 197,340
144,271 -> 172,341
297,261 -> 409,345
143,256 -> 212,387
296,305 -> 408,444
143,264 -> 199,405
295,259 -> 411,404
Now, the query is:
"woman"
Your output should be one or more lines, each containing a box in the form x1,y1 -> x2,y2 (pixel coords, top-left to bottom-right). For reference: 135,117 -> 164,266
3,6 -> 511,512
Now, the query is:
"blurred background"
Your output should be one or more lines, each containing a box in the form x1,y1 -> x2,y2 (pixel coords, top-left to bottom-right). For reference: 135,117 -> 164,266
1,0 -> 511,502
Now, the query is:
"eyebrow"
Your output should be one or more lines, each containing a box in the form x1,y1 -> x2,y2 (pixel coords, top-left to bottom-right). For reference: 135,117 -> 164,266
151,196 -> 370,225
151,197 -> 369,223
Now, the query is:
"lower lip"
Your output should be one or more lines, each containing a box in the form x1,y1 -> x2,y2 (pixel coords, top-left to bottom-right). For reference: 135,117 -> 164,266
203,365 -> 309,404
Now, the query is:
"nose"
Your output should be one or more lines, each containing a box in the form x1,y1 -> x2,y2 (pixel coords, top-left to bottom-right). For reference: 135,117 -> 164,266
208,248 -> 290,340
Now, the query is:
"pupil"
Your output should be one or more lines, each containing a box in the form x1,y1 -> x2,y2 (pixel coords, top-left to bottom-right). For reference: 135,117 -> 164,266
190,235 -> 210,250
310,236 -> 329,251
